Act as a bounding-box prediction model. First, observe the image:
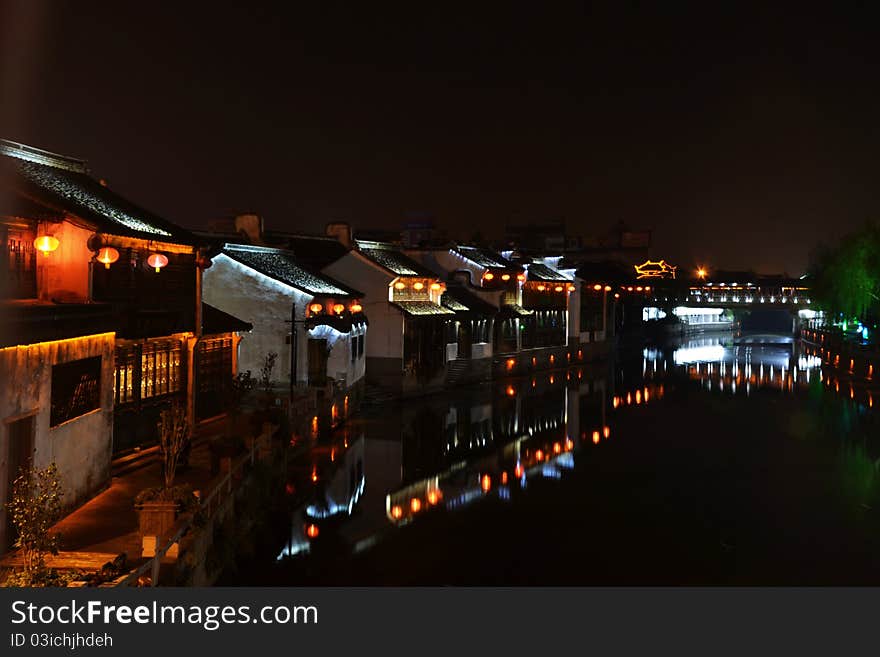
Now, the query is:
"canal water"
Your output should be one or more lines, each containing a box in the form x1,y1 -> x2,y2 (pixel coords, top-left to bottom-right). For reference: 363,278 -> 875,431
237,331 -> 880,585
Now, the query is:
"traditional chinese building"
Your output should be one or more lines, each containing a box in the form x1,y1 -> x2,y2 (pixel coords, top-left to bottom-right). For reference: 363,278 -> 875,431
202,243 -> 367,430
0,139 -> 246,551
320,231 -> 454,396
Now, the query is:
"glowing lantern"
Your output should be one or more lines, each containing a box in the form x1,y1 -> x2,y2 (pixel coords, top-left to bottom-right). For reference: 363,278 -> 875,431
593,284 -> 602,291
309,303 -> 323,314
410,498 -> 422,513
549,354 -> 555,364
554,285 -> 564,292
484,272 -> 494,281
644,286 -> 651,291
430,282 -> 442,291
567,284 -> 575,292
515,463 -> 524,478
350,302 -> 363,313
333,303 -> 345,314
394,281 -> 406,290
391,505 -> 403,519
506,358 -> 516,371
537,284 -> 546,291
565,438 -> 574,451
553,442 -> 562,454
34,235 -> 59,256
517,273 -> 526,282
501,273 -> 511,281
147,253 -> 168,273
96,247 -> 119,269
614,293 -> 620,299
481,474 -> 492,492
306,524 -> 319,539
413,281 -> 424,291
636,286 -> 643,292
506,385 -> 516,397
604,285 -> 612,291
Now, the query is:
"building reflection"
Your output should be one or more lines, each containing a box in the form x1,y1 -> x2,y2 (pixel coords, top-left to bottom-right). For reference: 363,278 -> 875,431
278,334 -> 873,561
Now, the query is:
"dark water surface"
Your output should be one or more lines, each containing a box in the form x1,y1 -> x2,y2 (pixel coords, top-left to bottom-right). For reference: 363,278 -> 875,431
240,334 -> 880,585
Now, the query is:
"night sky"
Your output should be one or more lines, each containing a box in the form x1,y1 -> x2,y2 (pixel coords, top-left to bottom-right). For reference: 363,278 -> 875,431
2,2 -> 879,275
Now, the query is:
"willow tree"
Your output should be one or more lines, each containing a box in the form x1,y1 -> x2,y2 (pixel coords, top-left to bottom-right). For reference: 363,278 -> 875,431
810,224 -> 880,321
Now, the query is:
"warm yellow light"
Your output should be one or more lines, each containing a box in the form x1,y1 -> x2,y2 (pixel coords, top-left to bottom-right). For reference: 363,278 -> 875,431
506,385 -> 516,397
636,286 -> 643,292
697,267 -> 707,279
96,247 -> 119,269
554,285 -> 564,292
592,431 -> 600,444
604,285 -> 612,292
391,505 -> 403,519
553,442 -> 562,454
506,358 -> 516,370
501,273 -> 511,281
481,474 -> 492,492
306,524 -> 319,539
603,426 -> 610,439
427,490 -> 442,505
644,286 -> 651,291
34,235 -> 59,255
535,449 -> 544,461
333,303 -> 345,314
430,282 -> 441,290
614,292 -> 620,299
613,396 -> 619,408
515,464 -> 524,478
146,253 -> 168,273
413,281 -> 425,290
394,281 -> 406,290
410,497 -> 422,513
593,284 -> 603,291
309,303 -> 323,314
484,272 -> 494,281
350,302 -> 363,313
537,284 -> 546,291
549,354 -> 555,364
517,273 -> 526,282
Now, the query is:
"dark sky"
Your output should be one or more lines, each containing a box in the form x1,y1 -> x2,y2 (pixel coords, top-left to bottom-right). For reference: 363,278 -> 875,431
2,1 -> 879,275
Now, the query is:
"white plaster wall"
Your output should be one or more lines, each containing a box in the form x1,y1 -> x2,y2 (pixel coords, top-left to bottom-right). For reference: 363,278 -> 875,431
324,253 -> 403,360
0,333 -> 115,549
203,254 -> 312,384
471,343 -> 493,359
307,323 -> 367,387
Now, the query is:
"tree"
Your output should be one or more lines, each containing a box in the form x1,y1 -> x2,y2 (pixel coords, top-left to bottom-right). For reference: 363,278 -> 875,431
6,462 -> 63,578
158,401 -> 189,490
810,224 -> 880,321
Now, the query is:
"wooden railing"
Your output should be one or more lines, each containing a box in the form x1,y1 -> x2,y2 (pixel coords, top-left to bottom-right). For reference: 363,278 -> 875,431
116,425 -> 276,587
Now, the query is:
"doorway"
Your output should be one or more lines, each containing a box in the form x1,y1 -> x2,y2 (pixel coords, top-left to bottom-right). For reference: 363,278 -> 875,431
3,414 -> 35,551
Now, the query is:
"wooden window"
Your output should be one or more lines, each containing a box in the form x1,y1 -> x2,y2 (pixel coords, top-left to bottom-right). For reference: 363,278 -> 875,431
51,357 -> 102,426
141,340 -> 182,400
1,224 -> 37,299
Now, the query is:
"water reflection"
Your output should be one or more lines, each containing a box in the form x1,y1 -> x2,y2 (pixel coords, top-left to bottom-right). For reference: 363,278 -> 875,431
276,333 -> 876,566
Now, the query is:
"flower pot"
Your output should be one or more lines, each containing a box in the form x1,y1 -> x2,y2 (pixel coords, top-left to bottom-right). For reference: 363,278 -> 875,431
136,501 -> 180,558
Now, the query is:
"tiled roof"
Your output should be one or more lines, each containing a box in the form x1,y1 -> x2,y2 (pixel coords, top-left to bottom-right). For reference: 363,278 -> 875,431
441,286 -> 498,316
0,140 -> 197,245
454,246 -> 514,269
526,263 -> 570,282
498,304 -> 534,318
202,303 -> 252,335
391,300 -> 456,317
357,240 -> 437,277
221,244 -> 362,297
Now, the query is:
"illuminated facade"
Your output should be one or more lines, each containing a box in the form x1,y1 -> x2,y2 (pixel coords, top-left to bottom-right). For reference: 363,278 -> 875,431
0,139 -> 248,550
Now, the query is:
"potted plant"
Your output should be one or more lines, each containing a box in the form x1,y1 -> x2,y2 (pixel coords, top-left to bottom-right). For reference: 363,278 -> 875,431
135,401 -> 193,557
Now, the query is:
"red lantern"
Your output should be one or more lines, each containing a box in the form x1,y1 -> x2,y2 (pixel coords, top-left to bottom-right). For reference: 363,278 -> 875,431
96,247 -> 119,269
146,253 -> 168,273
34,235 -> 59,256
